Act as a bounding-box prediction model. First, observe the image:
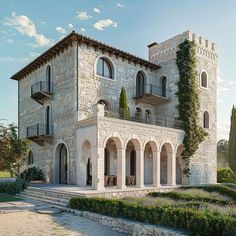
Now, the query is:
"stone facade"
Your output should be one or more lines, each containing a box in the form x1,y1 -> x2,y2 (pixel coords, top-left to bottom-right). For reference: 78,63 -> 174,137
15,30 -> 217,190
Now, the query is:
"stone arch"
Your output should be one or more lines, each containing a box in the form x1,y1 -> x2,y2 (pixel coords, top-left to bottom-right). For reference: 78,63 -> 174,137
144,141 -> 158,185
160,142 -> 173,185
55,143 -> 69,184
97,99 -> 111,111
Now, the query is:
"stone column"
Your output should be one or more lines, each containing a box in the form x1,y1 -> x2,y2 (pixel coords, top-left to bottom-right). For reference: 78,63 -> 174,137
167,152 -> 176,186
117,148 -> 126,189
92,147 -> 105,190
136,149 -> 144,188
153,151 -> 160,187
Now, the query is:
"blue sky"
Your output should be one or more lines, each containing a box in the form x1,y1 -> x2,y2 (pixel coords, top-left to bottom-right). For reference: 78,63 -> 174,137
0,0 -> 235,140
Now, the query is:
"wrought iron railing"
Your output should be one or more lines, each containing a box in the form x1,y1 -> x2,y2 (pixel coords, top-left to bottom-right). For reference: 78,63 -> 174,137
104,108 -> 182,130
26,123 -> 54,137
131,83 -> 171,99
31,81 -> 53,96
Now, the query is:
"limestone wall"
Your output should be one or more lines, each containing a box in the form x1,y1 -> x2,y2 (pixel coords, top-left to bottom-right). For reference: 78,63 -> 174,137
148,30 -> 218,184
18,44 -> 78,184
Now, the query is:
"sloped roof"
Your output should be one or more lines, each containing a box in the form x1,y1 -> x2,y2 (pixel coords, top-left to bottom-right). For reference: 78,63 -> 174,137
11,31 -> 160,81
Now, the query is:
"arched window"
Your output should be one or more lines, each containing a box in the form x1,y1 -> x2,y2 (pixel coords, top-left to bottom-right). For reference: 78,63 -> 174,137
203,111 -> 209,128
28,151 -> 34,165
135,107 -> 142,121
161,76 -> 167,97
97,99 -> 110,111
145,109 -> 151,123
201,71 -> 208,88
96,57 -> 113,79
136,71 -> 145,97
45,106 -> 51,135
46,65 -> 52,92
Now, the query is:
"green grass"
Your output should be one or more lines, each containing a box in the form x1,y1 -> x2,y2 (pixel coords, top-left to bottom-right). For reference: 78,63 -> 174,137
0,171 -> 11,178
0,193 -> 22,202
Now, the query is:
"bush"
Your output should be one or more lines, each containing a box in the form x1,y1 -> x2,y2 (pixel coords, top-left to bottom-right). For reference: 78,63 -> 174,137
19,166 -> 44,182
0,178 -> 27,194
148,191 -> 233,206
218,168 -> 235,182
69,197 -> 236,236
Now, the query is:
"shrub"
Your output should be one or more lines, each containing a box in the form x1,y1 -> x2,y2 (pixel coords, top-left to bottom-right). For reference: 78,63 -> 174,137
69,197 -> 236,236
0,178 -> 27,194
148,191 -> 233,206
218,168 -> 235,182
19,166 -> 44,182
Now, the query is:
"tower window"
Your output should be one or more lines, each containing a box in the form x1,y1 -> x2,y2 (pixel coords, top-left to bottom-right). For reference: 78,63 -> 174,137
201,71 -> 208,88
203,111 -> 209,128
96,57 -> 113,79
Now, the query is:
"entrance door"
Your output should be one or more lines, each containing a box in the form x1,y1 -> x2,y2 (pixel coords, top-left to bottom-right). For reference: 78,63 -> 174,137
59,144 -> 68,184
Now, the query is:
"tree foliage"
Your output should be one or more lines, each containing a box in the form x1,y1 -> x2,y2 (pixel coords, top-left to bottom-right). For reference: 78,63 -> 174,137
228,106 -> 236,174
176,39 -> 208,158
119,87 -> 130,119
0,123 -> 29,176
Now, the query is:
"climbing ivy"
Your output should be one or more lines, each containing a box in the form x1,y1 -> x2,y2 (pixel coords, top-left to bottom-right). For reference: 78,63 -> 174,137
176,39 -> 208,159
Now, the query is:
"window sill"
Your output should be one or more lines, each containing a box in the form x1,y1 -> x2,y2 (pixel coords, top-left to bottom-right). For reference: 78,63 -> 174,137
96,75 -> 115,81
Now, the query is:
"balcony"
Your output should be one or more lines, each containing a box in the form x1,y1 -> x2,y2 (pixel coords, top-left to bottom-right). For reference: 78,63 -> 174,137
131,84 -> 170,105
31,81 -> 53,105
26,124 -> 53,146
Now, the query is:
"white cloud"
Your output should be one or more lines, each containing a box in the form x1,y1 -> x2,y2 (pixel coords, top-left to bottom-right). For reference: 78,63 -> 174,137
3,12 -> 53,47
80,27 -> 86,32
40,21 -> 47,25
94,7 -> 100,13
6,38 -> 14,44
93,19 -> 118,31
68,23 -> 74,29
116,3 -> 125,8
76,11 -> 92,20
56,26 -> 66,34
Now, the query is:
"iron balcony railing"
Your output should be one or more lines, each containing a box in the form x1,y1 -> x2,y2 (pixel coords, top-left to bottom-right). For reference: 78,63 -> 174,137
104,108 -> 183,130
31,81 -> 53,96
131,83 -> 171,99
26,123 -> 54,137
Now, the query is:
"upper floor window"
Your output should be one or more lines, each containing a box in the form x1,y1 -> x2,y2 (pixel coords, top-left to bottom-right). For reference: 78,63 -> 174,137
96,57 -> 113,79
45,105 -> 52,135
160,76 -> 167,97
201,71 -> 208,88
136,71 -> 146,97
46,65 -> 52,92
203,111 -> 209,128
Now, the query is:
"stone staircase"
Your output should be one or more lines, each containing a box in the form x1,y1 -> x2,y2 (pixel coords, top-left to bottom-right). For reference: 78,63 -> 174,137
18,186 -> 79,208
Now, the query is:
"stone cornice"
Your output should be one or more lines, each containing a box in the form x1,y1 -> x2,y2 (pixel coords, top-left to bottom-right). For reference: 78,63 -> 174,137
11,31 -> 160,81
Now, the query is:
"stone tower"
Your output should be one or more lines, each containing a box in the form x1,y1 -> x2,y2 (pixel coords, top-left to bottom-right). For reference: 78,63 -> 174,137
148,30 -> 217,184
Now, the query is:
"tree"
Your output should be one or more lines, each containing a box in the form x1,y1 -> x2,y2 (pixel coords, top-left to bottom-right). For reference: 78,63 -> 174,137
217,139 -> 229,168
0,123 -> 29,176
119,87 -> 130,119
228,106 -> 236,175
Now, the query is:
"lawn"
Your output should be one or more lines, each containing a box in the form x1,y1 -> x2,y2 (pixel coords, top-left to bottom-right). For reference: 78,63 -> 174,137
0,193 -> 22,202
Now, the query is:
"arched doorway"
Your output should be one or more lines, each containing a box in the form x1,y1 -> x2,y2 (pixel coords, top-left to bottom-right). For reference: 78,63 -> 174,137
59,144 -> 68,184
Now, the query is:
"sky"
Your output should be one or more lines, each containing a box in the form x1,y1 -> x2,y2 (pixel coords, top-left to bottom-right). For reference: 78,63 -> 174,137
0,0 -> 235,140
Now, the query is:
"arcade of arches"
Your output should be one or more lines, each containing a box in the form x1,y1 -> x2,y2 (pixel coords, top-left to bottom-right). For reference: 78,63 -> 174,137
79,137 -> 188,190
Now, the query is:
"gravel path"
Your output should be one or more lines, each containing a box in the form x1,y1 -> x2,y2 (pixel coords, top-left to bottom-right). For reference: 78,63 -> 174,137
0,201 -> 124,236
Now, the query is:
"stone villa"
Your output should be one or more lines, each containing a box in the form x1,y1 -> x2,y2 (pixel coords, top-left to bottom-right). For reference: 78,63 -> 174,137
11,30 -> 217,190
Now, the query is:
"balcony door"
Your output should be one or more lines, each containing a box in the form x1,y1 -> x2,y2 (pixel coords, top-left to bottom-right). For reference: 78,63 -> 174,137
45,106 -> 51,135
161,76 -> 167,97
136,71 -> 145,97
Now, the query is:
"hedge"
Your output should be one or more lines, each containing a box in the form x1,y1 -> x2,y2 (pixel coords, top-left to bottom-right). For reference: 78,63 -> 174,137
69,197 -> 236,236
0,178 -> 27,195
217,168 -> 235,183
148,191 -> 234,206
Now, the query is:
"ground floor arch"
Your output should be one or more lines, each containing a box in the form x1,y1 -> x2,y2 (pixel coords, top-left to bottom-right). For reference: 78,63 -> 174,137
55,143 -> 68,184
144,142 -> 154,185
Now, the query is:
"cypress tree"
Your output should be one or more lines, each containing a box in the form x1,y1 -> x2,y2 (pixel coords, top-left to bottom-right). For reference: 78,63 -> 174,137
228,105 -> 236,175
119,87 -> 130,119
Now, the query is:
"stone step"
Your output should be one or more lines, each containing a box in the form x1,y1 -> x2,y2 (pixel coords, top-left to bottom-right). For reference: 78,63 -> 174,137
21,190 -> 70,204
18,193 -> 68,208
